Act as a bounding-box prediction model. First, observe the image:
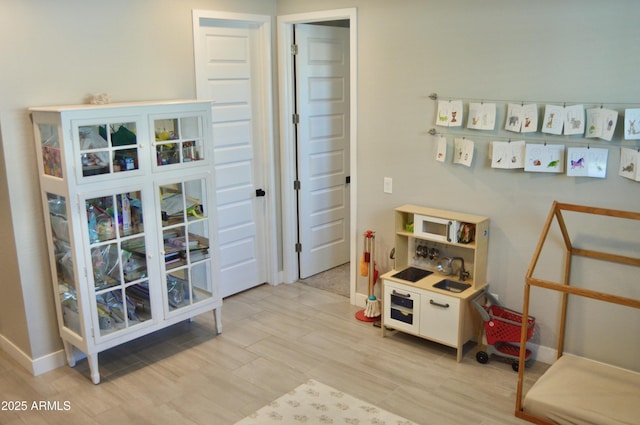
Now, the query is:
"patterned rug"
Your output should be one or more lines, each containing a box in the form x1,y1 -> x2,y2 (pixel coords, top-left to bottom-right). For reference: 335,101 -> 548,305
235,379 -> 417,424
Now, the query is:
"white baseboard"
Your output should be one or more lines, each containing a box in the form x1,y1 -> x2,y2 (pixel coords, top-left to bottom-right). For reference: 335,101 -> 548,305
528,342 -> 556,365
0,334 -> 67,376
354,291 -> 367,308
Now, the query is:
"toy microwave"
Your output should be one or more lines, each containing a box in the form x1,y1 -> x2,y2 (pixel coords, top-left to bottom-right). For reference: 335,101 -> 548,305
413,214 -> 459,243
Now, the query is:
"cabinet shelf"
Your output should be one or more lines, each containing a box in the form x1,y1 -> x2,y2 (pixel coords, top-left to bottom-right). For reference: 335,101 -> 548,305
31,100 -> 222,384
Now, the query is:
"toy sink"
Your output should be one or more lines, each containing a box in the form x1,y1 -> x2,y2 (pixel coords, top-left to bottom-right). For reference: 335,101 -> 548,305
433,279 -> 471,293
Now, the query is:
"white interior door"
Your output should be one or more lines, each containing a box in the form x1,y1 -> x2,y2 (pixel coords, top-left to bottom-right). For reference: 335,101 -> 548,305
193,14 -> 271,298
295,23 -> 350,279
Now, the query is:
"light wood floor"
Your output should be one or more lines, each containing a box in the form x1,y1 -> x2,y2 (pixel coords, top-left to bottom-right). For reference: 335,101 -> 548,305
0,282 -> 547,425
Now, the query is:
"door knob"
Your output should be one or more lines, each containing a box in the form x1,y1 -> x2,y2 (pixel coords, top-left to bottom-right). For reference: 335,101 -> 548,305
256,189 -> 266,197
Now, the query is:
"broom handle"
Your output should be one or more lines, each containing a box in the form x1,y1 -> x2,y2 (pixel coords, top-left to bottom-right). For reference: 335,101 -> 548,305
369,233 -> 375,296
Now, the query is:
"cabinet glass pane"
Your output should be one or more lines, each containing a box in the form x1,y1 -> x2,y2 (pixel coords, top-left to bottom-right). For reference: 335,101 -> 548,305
95,286 -> 148,336
88,189 -> 151,336
87,191 -> 144,244
39,125 -> 63,178
121,237 -> 148,282
126,282 -> 152,322
167,270 -> 189,311
165,264 -> 212,312
163,226 -> 187,269
47,193 -> 80,335
191,262 -> 212,302
154,116 -> 204,166
87,196 -> 116,243
188,221 -> 210,263
180,116 -> 200,139
91,243 -> 121,290
95,282 -> 152,337
160,177 -> 211,312
78,122 -> 138,177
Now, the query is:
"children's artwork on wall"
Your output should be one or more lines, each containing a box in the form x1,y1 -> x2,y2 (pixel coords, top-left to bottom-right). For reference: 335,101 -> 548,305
436,100 -> 463,127
467,103 -> 496,130
505,103 -> 523,132
623,109 -> 640,140
435,135 -> 447,162
619,147 -> 639,181
566,147 -> 608,178
524,143 -> 565,173
541,104 -> 565,135
563,104 -> 585,135
521,103 -> 538,133
505,103 -> 537,133
491,140 -> 525,169
453,138 -> 474,167
585,108 -> 618,141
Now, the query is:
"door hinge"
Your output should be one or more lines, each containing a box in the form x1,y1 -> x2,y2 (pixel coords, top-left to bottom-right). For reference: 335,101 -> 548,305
295,243 -> 302,253
291,44 -> 298,55
292,113 -> 299,125
293,180 -> 301,191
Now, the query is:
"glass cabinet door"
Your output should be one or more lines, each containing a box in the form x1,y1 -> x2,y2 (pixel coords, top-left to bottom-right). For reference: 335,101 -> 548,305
85,190 -> 152,337
159,178 -> 213,312
46,193 -> 80,335
154,115 -> 205,167
76,120 -> 140,179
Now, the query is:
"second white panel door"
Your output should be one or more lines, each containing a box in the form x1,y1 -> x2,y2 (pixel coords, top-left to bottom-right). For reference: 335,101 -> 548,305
295,23 -> 351,279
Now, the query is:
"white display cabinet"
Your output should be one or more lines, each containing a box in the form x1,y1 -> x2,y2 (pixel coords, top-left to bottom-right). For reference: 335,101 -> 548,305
30,100 -> 221,384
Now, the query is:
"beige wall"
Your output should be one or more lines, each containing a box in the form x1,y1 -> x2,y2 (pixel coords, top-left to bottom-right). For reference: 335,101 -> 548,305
277,0 -> 640,370
1,0 -> 639,373
0,0 -> 276,367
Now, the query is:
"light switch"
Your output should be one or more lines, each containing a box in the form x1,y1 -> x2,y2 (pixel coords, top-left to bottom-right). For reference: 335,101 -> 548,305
383,177 -> 393,194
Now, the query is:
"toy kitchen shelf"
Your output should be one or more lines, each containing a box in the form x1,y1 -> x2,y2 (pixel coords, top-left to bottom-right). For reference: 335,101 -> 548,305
30,100 -> 222,384
381,204 -> 489,362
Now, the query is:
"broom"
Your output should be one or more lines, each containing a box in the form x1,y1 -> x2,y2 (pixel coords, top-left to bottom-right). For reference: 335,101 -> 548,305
364,231 -> 381,318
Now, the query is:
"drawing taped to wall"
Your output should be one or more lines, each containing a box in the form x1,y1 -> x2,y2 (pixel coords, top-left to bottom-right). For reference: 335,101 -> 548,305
453,138 -> 474,167
491,140 -> 525,169
505,103 -> 538,133
624,109 -> 640,140
467,102 -> 496,130
524,143 -> 565,173
521,103 -> 538,133
435,135 -> 447,162
541,104 -> 565,135
436,100 -> 463,127
566,147 -> 608,178
563,104 -> 585,135
586,107 -> 618,141
619,147 -> 640,181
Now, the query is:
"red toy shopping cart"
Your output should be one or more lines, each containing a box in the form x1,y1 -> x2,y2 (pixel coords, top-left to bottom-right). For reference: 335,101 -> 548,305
472,290 -> 535,371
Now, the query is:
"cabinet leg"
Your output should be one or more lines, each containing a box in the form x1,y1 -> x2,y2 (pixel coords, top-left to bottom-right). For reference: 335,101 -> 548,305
87,354 -> 100,384
63,341 -> 76,367
213,307 -> 222,334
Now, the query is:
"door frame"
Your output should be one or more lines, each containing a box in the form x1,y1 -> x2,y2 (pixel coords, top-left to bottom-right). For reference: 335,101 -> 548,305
277,8 -> 358,303
192,10 -> 279,289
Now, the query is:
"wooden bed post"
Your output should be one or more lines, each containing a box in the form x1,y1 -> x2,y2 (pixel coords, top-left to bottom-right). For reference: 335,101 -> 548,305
516,201 -> 557,417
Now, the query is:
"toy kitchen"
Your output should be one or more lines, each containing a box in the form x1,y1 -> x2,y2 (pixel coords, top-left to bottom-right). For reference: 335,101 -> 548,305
380,204 -> 489,362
